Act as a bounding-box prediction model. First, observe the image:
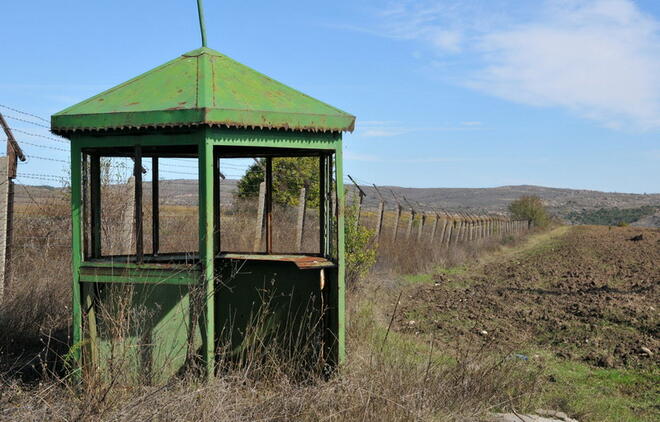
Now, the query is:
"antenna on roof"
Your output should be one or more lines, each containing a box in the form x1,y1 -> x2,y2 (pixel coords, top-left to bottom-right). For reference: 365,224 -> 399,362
196,0 -> 208,47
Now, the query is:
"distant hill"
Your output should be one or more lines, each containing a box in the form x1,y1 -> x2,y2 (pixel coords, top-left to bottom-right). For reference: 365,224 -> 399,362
15,181 -> 660,227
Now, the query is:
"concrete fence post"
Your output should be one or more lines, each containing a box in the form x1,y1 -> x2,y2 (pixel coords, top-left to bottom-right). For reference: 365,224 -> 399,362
405,208 -> 415,240
120,176 -> 136,255
374,200 -> 385,243
417,212 -> 426,242
295,187 -> 306,251
254,181 -> 266,250
392,204 -> 402,242
430,214 -> 439,243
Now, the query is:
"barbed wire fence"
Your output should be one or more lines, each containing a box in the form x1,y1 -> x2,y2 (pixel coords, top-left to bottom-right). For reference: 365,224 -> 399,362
0,104 -> 532,300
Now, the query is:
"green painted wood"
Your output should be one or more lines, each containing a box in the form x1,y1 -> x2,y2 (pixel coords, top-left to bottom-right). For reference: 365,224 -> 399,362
199,136 -> 215,377
79,275 -> 197,286
79,269 -> 200,286
70,143 -> 83,368
52,47 -> 355,134
334,145 -> 346,364
81,260 -> 200,270
93,284 -> 201,384
215,260 -> 323,364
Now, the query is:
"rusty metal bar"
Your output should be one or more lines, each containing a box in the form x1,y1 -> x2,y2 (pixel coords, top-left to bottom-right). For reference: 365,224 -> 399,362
152,157 -> 159,256
319,154 -> 326,256
213,151 -> 220,256
90,154 -> 101,259
82,153 -> 89,258
265,157 -> 273,254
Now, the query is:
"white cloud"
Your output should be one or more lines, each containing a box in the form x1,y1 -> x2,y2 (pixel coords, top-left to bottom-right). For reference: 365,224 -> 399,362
357,120 -> 484,138
374,0 -> 660,130
343,150 -> 467,163
344,151 -> 383,162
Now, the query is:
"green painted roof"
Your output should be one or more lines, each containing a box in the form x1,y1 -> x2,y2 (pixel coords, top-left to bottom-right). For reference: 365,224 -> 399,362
51,47 -> 355,134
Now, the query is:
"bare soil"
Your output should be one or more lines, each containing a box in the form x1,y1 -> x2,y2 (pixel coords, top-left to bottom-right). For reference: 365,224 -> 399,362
396,226 -> 659,369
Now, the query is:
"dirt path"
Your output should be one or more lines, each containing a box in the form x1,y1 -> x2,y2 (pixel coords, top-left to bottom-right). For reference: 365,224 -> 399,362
396,225 -> 659,369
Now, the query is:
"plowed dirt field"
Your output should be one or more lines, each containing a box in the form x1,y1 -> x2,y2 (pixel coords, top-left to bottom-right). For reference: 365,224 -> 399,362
396,226 -> 659,369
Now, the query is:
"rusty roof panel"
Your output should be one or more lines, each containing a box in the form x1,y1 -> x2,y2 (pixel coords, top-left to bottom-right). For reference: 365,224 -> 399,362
52,47 -> 355,135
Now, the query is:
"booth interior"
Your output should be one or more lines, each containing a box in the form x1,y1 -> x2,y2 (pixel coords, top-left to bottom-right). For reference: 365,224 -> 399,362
77,140 -> 340,381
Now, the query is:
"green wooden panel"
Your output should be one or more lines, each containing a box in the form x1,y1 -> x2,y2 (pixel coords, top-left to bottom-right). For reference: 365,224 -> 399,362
215,260 -> 326,366
79,268 -> 200,286
92,283 -> 202,384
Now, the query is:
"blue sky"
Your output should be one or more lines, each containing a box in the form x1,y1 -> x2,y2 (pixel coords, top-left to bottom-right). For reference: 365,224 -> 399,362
1,0 -> 659,193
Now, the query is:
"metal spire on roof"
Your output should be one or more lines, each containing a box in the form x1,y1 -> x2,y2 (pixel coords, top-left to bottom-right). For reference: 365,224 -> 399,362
196,0 -> 208,47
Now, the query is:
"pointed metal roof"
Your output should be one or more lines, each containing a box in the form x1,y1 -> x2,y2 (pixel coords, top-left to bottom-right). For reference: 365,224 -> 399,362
51,47 -> 355,134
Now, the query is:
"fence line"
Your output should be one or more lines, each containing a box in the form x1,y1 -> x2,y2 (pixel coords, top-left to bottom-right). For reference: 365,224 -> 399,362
0,104 -> 534,301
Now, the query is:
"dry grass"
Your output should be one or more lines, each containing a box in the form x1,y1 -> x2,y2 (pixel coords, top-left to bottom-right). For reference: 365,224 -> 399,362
0,197 -> 538,421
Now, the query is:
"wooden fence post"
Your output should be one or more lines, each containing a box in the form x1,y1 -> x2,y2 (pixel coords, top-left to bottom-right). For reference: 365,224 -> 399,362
0,157 -> 9,300
295,187 -> 306,251
254,181 -> 266,250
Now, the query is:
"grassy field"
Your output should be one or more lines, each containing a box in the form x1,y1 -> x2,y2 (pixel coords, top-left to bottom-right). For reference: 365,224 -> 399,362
1,216 -> 657,420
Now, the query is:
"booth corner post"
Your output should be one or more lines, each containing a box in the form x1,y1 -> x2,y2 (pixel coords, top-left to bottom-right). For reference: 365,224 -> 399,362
198,133 -> 215,378
334,142 -> 346,364
69,141 -> 83,369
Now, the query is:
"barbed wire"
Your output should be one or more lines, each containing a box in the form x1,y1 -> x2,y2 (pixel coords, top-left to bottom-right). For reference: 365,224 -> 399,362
16,139 -> 69,152
0,104 -> 50,123
25,154 -> 69,163
10,127 -> 69,144
3,114 -> 51,129
1,104 -> 510,219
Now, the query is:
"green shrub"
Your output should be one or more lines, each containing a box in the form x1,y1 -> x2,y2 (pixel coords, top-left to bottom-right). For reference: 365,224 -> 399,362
344,204 -> 377,289
567,206 -> 657,226
508,195 -> 550,228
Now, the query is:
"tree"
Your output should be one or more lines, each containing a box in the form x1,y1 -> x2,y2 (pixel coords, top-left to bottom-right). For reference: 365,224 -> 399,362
237,157 -> 320,207
508,195 -> 550,228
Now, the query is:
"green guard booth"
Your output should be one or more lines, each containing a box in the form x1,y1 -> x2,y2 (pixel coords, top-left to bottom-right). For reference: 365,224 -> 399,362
51,46 -> 355,382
